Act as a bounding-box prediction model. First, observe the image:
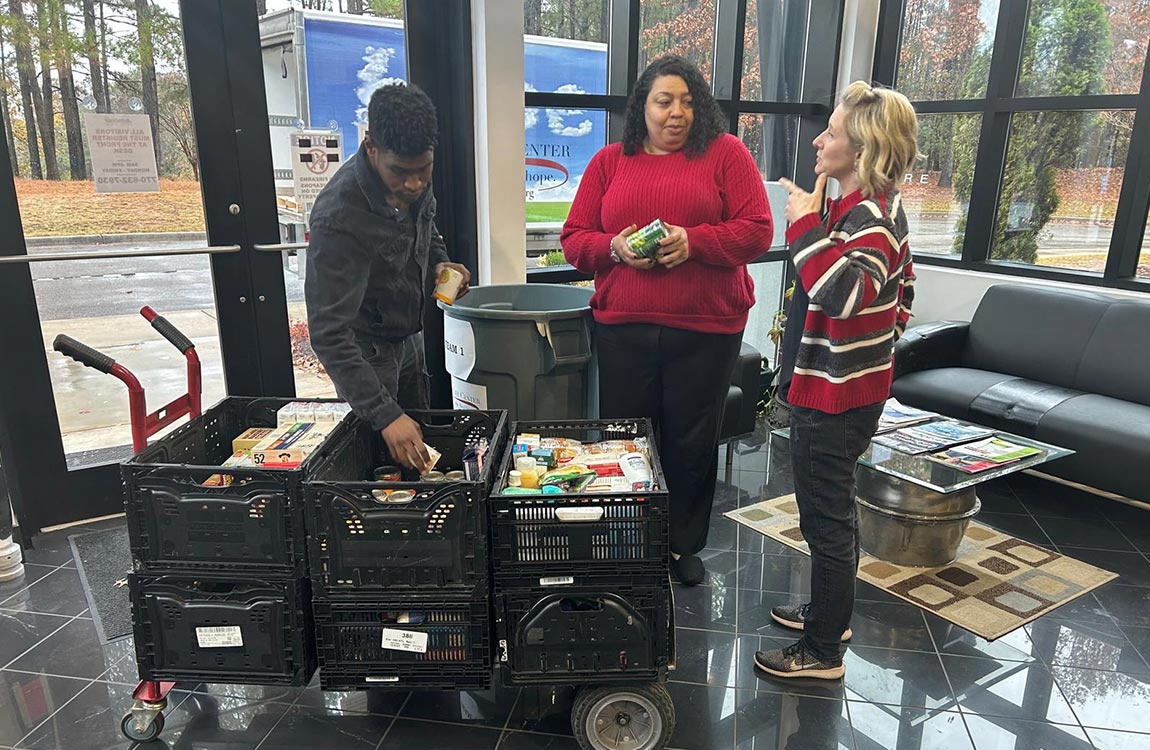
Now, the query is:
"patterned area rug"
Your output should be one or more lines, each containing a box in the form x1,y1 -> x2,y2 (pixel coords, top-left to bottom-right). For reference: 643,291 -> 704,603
726,495 -> 1119,640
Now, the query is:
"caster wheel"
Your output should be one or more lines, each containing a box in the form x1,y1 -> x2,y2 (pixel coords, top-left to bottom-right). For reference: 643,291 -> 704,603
121,710 -> 165,742
572,683 -> 675,750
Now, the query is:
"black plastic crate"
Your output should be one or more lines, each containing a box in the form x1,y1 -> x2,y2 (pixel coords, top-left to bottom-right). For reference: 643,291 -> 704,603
493,568 -> 669,596
490,419 -> 669,575
489,496 -> 668,574
313,590 -> 492,690
305,410 -> 507,595
123,397 -> 352,573
319,667 -> 492,692
495,581 -> 674,685
309,410 -> 508,486
307,482 -> 486,592
130,571 -> 315,686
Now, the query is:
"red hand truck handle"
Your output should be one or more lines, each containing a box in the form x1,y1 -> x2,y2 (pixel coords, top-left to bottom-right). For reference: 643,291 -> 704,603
139,307 -> 202,422
53,334 -> 150,452
140,306 -> 195,354
53,334 -> 117,374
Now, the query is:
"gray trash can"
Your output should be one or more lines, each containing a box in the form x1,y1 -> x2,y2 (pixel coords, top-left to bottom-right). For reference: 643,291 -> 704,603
439,284 -> 596,421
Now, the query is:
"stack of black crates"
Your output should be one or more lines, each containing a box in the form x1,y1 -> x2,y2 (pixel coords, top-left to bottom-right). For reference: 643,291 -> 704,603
123,397 -> 351,687
303,410 -> 508,690
490,419 -> 675,685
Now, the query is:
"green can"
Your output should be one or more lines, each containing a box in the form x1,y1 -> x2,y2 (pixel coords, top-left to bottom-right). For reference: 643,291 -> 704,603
626,219 -> 669,259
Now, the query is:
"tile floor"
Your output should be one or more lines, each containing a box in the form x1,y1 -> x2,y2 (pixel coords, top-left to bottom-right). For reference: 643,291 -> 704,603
0,433 -> 1148,749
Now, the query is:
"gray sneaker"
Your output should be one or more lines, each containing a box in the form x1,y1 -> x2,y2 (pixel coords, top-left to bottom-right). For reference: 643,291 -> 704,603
770,603 -> 853,641
754,641 -> 845,680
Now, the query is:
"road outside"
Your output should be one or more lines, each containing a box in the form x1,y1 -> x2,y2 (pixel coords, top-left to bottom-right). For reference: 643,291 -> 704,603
23,214 -> 1150,463
34,239 -> 332,458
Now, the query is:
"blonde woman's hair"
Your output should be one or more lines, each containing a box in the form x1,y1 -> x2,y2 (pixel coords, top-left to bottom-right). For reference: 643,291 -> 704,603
839,81 -> 920,197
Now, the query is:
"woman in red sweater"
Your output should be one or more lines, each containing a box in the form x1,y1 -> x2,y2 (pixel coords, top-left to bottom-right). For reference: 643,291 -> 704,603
561,55 -> 773,586
754,82 -> 918,680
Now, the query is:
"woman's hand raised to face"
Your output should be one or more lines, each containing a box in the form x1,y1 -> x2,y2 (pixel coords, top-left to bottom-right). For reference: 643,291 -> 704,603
778,173 -> 828,225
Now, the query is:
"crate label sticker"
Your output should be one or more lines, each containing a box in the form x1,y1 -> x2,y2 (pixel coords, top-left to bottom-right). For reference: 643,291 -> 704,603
196,626 -> 244,648
381,628 -> 428,654
539,576 -> 575,587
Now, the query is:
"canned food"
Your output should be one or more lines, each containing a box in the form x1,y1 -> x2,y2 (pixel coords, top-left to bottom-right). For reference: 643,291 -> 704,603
370,489 -> 392,503
625,218 -> 669,259
444,470 -> 466,482
373,464 -> 403,482
386,490 -> 415,504
421,471 -> 446,482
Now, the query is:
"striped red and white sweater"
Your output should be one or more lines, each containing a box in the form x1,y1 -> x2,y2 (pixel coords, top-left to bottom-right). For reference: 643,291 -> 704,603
784,188 -> 916,414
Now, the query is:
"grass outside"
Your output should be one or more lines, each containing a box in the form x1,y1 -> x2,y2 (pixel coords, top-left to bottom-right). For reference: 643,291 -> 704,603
17,180 -> 570,235
526,201 -> 572,223
15,179 -> 207,237
1038,252 -> 1150,278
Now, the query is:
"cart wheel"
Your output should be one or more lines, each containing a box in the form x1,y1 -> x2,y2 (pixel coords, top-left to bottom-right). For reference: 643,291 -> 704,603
572,683 -> 675,750
120,710 -> 165,743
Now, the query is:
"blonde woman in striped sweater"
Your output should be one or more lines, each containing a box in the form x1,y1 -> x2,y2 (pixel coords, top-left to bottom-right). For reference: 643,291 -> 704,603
755,81 -> 919,680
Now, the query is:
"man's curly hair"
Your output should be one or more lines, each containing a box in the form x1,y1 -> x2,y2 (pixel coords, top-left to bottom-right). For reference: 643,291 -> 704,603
622,55 -> 726,159
368,83 -> 438,156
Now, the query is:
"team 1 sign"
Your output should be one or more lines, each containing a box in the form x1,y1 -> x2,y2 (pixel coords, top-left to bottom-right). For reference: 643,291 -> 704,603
291,131 -> 343,224
84,113 -> 160,194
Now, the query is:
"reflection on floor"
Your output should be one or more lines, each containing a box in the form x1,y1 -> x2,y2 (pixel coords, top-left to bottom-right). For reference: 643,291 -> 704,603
2,431 -> 1149,749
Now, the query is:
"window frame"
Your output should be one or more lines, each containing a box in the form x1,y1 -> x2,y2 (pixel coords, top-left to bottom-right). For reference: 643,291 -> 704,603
524,0 -> 846,282
874,0 -> 1150,291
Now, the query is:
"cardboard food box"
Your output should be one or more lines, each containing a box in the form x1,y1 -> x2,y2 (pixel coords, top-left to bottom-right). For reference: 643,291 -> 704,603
249,422 -> 334,467
202,451 -> 256,487
231,427 -> 279,455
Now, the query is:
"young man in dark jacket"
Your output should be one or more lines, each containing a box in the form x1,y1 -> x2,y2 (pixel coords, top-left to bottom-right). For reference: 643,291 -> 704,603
305,84 -> 470,469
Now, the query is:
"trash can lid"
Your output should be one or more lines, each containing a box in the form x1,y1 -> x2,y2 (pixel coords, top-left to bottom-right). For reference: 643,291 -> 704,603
439,283 -> 593,320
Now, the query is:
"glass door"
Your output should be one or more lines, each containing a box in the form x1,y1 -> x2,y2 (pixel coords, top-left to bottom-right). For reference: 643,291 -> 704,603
0,0 -> 295,535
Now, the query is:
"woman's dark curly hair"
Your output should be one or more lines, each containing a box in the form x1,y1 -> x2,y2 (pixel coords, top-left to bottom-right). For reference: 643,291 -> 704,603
621,55 -> 726,158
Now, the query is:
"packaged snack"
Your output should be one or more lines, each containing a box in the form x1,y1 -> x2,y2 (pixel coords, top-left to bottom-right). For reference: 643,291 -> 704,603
232,427 -> 278,455
250,422 -> 334,466
539,465 -> 597,493
421,444 -> 442,475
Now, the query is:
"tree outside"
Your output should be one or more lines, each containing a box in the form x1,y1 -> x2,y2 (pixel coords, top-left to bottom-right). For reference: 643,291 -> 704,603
896,0 -> 1150,273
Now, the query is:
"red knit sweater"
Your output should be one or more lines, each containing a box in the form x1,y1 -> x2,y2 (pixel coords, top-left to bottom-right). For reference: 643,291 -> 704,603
560,135 -> 774,334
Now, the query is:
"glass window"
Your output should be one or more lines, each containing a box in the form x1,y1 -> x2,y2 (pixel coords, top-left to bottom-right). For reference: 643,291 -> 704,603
2,1 -> 223,462
737,114 -> 799,185
260,4 -> 409,397
639,0 -> 716,79
262,1 -> 403,18
741,0 -> 809,102
901,113 -> 983,256
1141,212 -> 1150,280
897,0 -> 1000,100
1018,0 -> 1150,97
992,110 -> 1131,273
523,0 -> 609,96
526,108 -> 608,226
743,260 -> 789,368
